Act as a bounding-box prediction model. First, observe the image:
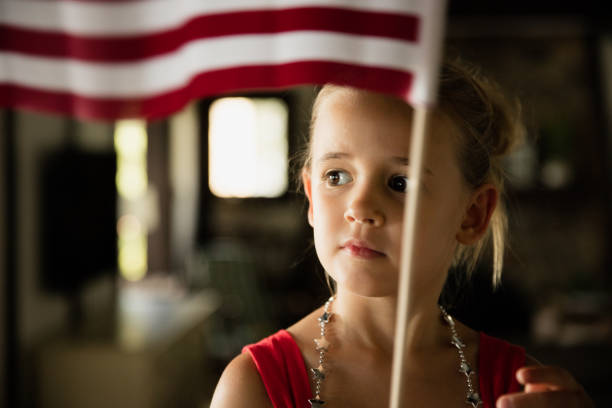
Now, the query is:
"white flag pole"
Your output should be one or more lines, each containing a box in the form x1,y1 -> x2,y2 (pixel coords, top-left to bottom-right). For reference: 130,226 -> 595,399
388,105 -> 431,408
388,1 -> 446,407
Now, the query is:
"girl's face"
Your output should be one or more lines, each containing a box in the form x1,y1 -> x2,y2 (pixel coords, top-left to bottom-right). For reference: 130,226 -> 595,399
303,88 -> 475,299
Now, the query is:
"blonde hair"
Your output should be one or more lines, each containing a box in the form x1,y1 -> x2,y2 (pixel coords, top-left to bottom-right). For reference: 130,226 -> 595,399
298,58 -> 525,287
438,58 -> 524,286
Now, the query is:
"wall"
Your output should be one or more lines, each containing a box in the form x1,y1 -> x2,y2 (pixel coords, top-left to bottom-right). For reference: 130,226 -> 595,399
1,110 -> 7,408
16,112 -> 70,405
16,111 -> 69,352
601,36 -> 612,164
14,111 -> 116,406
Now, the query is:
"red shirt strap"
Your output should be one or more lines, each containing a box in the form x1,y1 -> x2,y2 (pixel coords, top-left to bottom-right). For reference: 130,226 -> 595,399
243,329 -> 312,408
478,331 -> 526,408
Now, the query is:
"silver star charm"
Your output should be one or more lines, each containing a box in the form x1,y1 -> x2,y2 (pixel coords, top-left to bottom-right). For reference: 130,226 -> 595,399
466,391 -> 482,407
451,334 -> 466,349
311,366 -> 325,380
314,336 -> 330,351
309,398 -> 326,407
459,362 -> 473,375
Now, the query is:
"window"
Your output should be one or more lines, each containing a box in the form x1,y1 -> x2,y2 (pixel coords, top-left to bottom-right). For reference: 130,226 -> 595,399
114,119 -> 148,281
208,97 -> 289,198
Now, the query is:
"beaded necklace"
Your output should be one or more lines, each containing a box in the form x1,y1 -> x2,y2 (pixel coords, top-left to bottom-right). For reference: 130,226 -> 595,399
308,296 -> 482,407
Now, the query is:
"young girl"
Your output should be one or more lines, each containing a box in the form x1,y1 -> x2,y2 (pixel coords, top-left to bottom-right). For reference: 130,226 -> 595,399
210,59 -> 593,408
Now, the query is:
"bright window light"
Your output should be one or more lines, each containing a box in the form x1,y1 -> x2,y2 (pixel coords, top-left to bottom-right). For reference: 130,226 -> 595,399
208,97 -> 288,198
114,119 -> 148,282
117,214 -> 147,282
115,120 -> 148,200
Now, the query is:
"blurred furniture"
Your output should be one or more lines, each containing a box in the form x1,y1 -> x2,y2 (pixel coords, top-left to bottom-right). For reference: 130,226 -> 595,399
37,287 -> 220,408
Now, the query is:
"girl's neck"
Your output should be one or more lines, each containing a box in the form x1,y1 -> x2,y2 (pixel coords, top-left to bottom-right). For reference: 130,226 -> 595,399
331,289 -> 446,356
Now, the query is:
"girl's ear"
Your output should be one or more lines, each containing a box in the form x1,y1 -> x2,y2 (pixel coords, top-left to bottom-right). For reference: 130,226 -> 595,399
302,169 -> 314,227
457,184 -> 498,245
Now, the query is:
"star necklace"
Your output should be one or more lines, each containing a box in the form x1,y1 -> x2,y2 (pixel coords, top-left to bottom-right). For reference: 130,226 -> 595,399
308,297 -> 482,407
308,296 -> 334,407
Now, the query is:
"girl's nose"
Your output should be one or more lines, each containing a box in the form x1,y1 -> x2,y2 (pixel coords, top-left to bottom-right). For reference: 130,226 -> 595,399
344,200 -> 385,227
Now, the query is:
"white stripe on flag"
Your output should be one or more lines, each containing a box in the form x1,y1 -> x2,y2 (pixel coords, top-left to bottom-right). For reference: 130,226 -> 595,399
0,32 -> 421,97
0,0 -> 431,35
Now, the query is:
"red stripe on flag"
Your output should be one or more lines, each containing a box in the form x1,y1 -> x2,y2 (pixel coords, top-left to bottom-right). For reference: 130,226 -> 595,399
0,7 -> 419,62
0,61 -> 413,120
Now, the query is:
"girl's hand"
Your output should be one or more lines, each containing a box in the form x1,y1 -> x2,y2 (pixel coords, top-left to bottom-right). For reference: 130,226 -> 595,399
496,366 -> 594,408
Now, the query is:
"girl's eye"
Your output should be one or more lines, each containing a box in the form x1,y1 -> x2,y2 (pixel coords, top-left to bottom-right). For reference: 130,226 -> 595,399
325,170 -> 352,186
388,175 -> 409,192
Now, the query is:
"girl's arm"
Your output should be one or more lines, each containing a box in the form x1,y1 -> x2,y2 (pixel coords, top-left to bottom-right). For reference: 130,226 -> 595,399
496,356 -> 594,408
209,353 -> 274,408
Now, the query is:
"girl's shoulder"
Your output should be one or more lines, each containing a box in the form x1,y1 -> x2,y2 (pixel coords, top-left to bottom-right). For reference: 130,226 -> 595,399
209,352 -> 273,408
210,307 -> 323,408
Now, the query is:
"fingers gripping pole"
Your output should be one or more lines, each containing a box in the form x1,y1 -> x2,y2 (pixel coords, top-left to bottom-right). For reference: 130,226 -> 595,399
389,106 -> 431,408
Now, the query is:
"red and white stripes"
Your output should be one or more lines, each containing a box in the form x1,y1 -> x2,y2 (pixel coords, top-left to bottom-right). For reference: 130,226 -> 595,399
0,0 -> 446,120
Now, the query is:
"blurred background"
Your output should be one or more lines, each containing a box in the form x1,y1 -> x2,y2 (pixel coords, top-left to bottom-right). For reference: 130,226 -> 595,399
2,2 -> 612,408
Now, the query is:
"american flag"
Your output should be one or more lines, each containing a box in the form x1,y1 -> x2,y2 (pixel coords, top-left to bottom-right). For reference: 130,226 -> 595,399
0,0 -> 447,120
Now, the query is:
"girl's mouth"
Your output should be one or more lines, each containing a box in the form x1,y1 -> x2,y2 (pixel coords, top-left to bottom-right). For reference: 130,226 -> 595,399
342,240 -> 385,259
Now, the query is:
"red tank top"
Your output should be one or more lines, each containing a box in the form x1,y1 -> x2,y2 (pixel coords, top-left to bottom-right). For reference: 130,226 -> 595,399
243,329 -> 525,408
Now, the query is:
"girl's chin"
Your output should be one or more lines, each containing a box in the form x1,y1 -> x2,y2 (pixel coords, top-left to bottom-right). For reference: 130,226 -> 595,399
338,284 -> 398,299
328,270 -> 398,298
